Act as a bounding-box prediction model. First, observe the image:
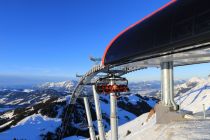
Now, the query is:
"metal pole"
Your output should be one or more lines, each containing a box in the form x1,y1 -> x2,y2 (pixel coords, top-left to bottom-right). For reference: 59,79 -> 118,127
83,97 -> 96,140
169,62 -> 178,111
161,62 -> 178,110
161,68 -> 163,102
92,85 -> 106,140
110,79 -> 118,140
161,62 -> 171,106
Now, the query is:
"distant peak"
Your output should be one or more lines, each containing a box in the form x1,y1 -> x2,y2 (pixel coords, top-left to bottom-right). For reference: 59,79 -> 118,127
38,80 -> 77,92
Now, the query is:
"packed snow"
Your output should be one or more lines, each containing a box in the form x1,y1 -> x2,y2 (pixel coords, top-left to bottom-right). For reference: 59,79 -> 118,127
113,114 -> 210,140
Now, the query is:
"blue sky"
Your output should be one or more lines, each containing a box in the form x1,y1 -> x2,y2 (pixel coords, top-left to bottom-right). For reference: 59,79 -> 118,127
0,0 -> 210,86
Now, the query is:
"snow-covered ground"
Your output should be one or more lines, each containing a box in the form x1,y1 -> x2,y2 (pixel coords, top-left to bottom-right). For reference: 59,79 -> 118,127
105,76 -> 210,140
106,113 -> 156,140
0,114 -> 61,140
112,113 -> 210,140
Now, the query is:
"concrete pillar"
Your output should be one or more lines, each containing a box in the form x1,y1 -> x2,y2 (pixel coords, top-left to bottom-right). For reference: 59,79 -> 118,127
83,97 -> 96,140
92,85 -> 106,140
110,79 -> 118,140
161,62 -> 178,110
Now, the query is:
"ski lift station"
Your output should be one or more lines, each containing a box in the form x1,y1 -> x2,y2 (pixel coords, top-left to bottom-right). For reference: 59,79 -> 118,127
59,0 -> 210,140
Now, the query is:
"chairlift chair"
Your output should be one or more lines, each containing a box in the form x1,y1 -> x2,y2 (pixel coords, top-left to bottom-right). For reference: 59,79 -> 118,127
95,74 -> 129,94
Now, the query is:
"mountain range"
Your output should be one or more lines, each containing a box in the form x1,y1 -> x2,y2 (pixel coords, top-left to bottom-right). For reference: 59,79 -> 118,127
0,76 -> 209,140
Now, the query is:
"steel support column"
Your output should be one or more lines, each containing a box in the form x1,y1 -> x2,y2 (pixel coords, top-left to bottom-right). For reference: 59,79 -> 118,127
83,97 -> 96,140
161,62 -> 178,110
110,79 -> 118,140
92,85 -> 106,140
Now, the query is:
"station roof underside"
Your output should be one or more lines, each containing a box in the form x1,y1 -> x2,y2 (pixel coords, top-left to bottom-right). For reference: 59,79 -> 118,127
102,0 -> 210,67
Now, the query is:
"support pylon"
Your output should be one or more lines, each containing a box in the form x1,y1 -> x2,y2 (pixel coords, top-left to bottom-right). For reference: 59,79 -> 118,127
161,62 -> 178,110
83,97 -> 96,140
110,79 -> 118,140
92,85 -> 106,140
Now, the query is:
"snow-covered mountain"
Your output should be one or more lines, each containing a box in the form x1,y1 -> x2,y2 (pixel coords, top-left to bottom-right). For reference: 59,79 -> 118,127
0,80 -> 77,113
0,114 -> 61,140
0,89 -> 68,113
129,80 -> 185,98
0,79 -> 158,140
174,76 -> 210,113
129,81 -> 161,98
0,93 -> 157,140
0,76 -> 209,140
38,81 -> 77,92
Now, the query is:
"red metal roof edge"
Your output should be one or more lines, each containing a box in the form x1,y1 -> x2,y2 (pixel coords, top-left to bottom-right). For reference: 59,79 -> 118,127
102,0 -> 177,65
